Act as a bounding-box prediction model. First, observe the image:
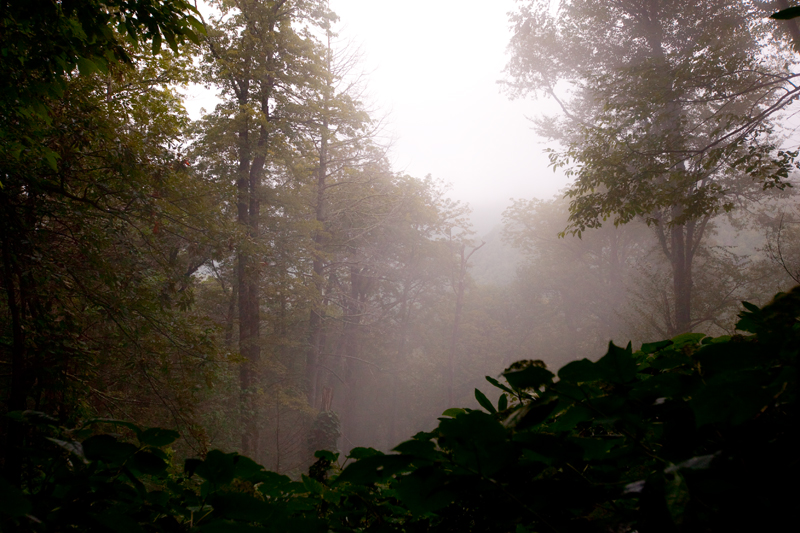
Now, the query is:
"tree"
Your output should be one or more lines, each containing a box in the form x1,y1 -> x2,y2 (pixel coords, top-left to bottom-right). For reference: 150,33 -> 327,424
505,0 -> 798,334
0,38 -> 228,482
301,32 -> 381,412
0,0 -> 205,194
196,0 -> 332,458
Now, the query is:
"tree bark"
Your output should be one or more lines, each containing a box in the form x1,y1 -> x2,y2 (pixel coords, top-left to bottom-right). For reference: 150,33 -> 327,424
306,124 -> 328,409
306,31 -> 333,409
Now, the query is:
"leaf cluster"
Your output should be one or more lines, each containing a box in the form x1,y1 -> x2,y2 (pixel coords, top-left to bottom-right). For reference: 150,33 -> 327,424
3,287 -> 797,532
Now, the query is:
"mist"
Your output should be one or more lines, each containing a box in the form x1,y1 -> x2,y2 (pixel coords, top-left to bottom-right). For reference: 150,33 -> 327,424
1,1 -> 799,529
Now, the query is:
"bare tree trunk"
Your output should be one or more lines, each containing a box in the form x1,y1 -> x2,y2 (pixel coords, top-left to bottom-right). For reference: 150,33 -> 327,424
306,131 -> 327,408
306,30 -> 333,409
236,92 -> 268,456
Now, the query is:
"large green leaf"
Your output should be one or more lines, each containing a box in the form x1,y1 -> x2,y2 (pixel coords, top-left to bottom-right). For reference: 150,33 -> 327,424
503,365 -> 554,391
474,388 -> 497,413
595,342 -> 638,383
557,358 -> 602,383
194,450 -> 237,485
137,428 -> 180,447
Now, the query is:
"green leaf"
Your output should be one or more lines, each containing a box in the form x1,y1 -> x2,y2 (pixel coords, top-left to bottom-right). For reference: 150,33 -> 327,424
474,388 -> 497,413
255,471 -> 294,498
595,342 -> 638,383
195,450 -> 237,485
498,393 -> 508,411
334,455 -> 413,486
649,353 -> 692,371
346,447 -> 383,460
138,428 -> 179,447
503,365 -> 554,391
164,31 -> 178,52
570,436 -> 625,461
43,150 -> 59,171
547,404 -> 593,433
76,57 -> 99,75
671,332 -> 705,346
131,450 -> 168,476
301,474 -> 324,494
314,449 -> 338,462
82,435 -> 138,464
557,358 -> 602,383
511,399 -> 558,430
152,32 -> 162,54
441,408 -> 466,418
518,449 -> 553,465
393,470 -> 455,514
665,453 -> 719,473
641,340 -> 672,354
184,457 -> 203,477
486,375 -> 515,394
392,439 -> 439,461
47,438 -> 87,463
183,29 -> 201,45
664,471 -> 690,525
187,15 -> 207,35
631,373 -> 682,401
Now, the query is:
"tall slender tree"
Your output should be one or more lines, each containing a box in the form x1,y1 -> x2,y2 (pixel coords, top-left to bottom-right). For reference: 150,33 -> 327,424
197,0 -> 331,457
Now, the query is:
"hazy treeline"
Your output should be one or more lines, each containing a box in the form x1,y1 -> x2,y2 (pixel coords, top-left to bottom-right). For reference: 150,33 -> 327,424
1,0 -> 799,478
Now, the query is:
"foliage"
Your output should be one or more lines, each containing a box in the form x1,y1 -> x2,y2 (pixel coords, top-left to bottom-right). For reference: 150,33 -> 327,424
307,410 -> 341,457
505,0 -> 797,232
3,288 -> 796,532
504,0 -> 799,334
0,23 -> 226,474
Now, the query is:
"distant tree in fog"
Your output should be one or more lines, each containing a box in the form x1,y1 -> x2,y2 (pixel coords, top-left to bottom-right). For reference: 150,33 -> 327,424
505,0 -> 799,334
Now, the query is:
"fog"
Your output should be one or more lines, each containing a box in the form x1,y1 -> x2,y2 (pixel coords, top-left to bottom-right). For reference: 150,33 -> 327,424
4,0 -> 800,479
185,0 -> 568,235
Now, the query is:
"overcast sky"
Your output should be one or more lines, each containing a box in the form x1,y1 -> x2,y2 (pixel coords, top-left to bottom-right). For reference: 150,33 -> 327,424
329,0 -> 569,233
186,0 -> 568,234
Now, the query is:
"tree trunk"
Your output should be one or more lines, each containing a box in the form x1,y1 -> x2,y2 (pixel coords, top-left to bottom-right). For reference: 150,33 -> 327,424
306,128 -> 327,408
670,223 -> 691,334
339,266 -> 366,448
236,91 -> 268,457
1,230 -> 26,485
387,282 -> 412,448
447,242 -> 484,406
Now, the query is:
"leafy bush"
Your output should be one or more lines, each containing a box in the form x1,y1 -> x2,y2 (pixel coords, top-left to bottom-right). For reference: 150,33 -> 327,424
2,288 -> 797,532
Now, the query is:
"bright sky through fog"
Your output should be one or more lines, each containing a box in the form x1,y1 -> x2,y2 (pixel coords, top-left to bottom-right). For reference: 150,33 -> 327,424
329,0 -> 566,232
186,0 -> 568,233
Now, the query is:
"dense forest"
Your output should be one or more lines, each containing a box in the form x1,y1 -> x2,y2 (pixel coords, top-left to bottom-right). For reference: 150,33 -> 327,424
1,0 -> 798,531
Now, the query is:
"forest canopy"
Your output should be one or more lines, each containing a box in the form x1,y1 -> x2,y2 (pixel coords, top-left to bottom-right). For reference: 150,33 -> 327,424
1,1 -> 799,531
